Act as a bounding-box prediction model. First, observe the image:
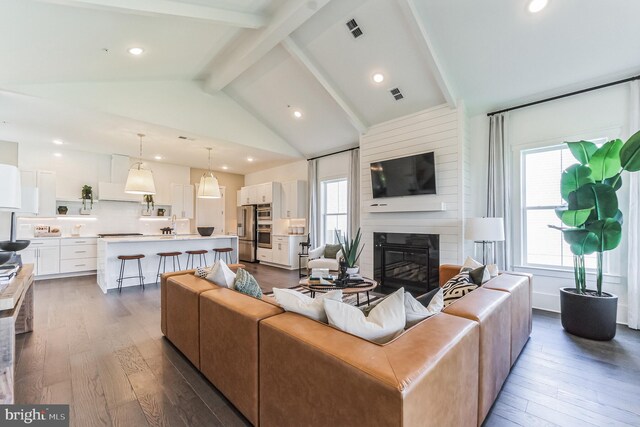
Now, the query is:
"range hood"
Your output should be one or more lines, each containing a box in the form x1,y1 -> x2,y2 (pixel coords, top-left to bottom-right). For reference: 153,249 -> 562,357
98,155 -> 143,202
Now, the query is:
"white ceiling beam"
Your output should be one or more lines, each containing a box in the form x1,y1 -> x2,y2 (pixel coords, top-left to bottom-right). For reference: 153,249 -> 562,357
38,0 -> 267,28
204,0 -> 330,92
282,37 -> 368,134
395,0 -> 456,108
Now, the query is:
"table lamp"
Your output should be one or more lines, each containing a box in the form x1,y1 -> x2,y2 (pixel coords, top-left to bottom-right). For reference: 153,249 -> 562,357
0,164 -> 30,265
464,217 -> 505,265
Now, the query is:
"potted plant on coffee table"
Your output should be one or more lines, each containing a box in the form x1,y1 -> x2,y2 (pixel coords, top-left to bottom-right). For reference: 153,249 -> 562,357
336,228 -> 364,275
550,130 -> 640,340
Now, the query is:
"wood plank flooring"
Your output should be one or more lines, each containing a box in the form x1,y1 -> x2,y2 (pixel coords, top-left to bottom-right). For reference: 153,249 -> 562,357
13,264 -> 640,427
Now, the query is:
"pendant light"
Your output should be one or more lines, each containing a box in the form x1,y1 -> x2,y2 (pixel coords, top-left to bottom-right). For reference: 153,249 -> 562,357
197,147 -> 221,198
125,133 -> 156,195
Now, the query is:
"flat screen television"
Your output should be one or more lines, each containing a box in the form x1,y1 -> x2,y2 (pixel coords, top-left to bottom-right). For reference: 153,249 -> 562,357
370,152 -> 436,198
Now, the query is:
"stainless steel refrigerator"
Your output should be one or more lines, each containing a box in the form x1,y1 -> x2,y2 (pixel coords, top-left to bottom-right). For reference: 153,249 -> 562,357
237,205 -> 257,262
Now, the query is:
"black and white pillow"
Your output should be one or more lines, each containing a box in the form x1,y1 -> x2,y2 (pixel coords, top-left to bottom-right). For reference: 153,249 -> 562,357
195,266 -> 211,278
442,273 -> 478,307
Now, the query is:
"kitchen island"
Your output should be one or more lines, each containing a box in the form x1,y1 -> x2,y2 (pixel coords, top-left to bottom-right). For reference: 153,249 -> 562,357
97,234 -> 238,293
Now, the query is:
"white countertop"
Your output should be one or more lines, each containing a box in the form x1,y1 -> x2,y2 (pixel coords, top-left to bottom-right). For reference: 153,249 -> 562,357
99,234 -> 237,243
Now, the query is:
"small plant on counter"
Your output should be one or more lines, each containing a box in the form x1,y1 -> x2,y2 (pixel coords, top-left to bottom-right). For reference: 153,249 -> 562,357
81,185 -> 93,210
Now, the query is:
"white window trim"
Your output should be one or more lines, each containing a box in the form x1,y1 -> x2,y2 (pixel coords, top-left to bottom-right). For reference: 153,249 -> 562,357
511,127 -> 624,277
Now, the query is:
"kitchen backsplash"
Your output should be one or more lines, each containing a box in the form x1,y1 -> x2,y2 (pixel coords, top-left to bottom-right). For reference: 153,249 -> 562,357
16,200 -> 191,237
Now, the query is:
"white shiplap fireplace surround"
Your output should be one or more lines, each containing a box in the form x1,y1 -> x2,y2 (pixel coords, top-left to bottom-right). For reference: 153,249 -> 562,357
359,103 -> 472,279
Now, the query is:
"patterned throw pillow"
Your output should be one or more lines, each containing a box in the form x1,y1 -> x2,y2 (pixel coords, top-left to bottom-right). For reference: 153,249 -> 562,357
234,268 -> 263,298
442,273 -> 477,307
195,266 -> 211,278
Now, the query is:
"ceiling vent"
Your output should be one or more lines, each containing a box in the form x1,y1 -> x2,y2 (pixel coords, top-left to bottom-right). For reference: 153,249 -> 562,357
346,19 -> 363,38
390,88 -> 404,101
178,136 -> 196,141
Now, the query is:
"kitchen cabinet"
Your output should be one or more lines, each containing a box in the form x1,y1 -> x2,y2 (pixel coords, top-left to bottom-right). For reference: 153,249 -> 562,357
263,235 -> 305,269
240,185 -> 258,205
171,184 -> 194,219
281,180 -> 307,219
196,185 -> 226,234
21,239 -> 60,276
257,183 -> 272,204
20,170 -> 57,216
257,248 -> 272,263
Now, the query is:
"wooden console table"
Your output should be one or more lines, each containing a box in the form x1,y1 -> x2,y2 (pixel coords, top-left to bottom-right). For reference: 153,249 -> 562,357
0,264 -> 34,404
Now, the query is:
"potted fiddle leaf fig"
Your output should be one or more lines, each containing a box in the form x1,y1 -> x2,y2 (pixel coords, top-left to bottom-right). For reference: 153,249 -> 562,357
336,228 -> 364,275
551,130 -> 640,340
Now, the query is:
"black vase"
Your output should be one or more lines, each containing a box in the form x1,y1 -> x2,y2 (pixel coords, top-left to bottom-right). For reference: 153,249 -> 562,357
560,288 -> 618,341
57,206 -> 68,215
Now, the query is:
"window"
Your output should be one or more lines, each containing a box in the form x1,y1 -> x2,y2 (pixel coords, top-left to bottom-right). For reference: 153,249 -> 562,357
321,178 -> 348,245
521,143 -> 605,270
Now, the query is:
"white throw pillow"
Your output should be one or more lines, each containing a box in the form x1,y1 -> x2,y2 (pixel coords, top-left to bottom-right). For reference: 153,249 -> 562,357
404,289 -> 443,328
324,288 -> 406,344
272,288 -> 343,322
206,259 -> 236,289
487,264 -> 499,278
461,256 -> 490,284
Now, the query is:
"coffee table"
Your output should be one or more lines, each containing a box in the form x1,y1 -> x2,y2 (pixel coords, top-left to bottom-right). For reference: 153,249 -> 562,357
299,277 -> 377,306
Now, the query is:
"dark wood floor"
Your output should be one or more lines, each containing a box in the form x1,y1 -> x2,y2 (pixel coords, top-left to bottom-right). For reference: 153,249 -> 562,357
14,264 -> 640,427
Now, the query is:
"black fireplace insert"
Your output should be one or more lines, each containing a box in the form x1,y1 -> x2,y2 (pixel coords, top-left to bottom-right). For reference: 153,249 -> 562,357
374,232 -> 439,296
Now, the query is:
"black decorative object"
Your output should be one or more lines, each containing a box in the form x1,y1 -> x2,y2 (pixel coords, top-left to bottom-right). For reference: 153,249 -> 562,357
57,206 -> 68,215
197,227 -> 215,237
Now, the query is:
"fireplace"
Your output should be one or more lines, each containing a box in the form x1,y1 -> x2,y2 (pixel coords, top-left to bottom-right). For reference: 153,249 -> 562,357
374,232 -> 439,296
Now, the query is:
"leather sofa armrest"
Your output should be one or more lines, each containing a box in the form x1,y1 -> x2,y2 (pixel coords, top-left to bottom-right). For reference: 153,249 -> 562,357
259,312 -> 479,427
439,264 -> 462,286
161,270 -> 196,335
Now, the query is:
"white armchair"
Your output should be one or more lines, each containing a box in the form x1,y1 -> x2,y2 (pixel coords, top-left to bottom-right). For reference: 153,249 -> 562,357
307,244 -> 342,272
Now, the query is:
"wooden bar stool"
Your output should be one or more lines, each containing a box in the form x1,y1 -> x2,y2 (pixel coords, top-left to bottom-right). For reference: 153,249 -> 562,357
156,251 -> 183,283
212,247 -> 234,264
186,250 -> 208,269
117,254 -> 145,293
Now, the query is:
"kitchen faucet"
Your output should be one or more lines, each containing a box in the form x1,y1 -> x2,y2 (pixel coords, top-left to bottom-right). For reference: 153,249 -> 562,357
171,214 -> 177,236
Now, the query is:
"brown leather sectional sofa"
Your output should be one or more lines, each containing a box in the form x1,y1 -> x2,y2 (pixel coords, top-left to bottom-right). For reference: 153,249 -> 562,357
161,265 -> 532,427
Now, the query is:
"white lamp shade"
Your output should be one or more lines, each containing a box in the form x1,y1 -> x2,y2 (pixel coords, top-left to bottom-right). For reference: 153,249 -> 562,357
465,217 -> 505,242
197,173 -> 221,198
125,167 -> 156,195
0,164 -> 22,210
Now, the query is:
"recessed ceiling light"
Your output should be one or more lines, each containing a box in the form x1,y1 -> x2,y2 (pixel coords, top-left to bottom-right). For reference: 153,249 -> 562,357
293,110 -> 303,119
247,157 -> 254,162
128,47 -> 145,56
154,155 -> 163,160
528,0 -> 548,13
52,139 -> 64,145
53,153 -> 62,157
372,73 -> 384,83
222,165 -> 229,170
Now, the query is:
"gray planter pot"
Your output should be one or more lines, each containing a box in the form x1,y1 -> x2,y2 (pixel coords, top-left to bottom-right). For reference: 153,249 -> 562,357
560,287 -> 618,341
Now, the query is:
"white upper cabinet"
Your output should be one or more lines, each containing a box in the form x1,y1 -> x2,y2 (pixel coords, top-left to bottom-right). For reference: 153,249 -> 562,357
281,180 -> 307,219
257,182 -> 272,204
20,170 -> 56,216
171,184 -> 194,219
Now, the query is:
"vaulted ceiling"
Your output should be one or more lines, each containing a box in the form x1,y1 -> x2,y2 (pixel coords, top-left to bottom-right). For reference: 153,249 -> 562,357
1,0 -> 640,173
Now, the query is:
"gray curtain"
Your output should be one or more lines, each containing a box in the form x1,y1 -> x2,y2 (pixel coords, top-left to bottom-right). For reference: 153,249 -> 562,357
347,148 -> 360,238
487,113 -> 511,270
307,159 -> 320,248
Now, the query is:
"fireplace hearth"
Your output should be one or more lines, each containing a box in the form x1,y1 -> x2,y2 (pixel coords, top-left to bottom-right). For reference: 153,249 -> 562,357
374,232 -> 439,296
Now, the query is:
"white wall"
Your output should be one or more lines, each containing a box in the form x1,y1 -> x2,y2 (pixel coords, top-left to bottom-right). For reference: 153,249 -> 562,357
244,159 -> 308,186
359,104 -> 470,279
467,84 -> 631,323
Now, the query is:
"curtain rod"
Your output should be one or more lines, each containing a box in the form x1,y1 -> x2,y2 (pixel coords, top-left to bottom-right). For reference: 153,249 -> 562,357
307,146 -> 358,161
487,74 -> 640,117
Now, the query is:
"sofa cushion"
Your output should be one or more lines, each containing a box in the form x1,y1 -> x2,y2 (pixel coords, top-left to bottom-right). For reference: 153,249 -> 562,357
442,273 -> 477,307
272,288 -> 342,322
206,259 -> 236,288
324,288 -> 406,344
323,244 -> 342,259
405,289 -> 443,328
195,266 -> 210,278
416,287 -> 441,306
234,268 -> 262,298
